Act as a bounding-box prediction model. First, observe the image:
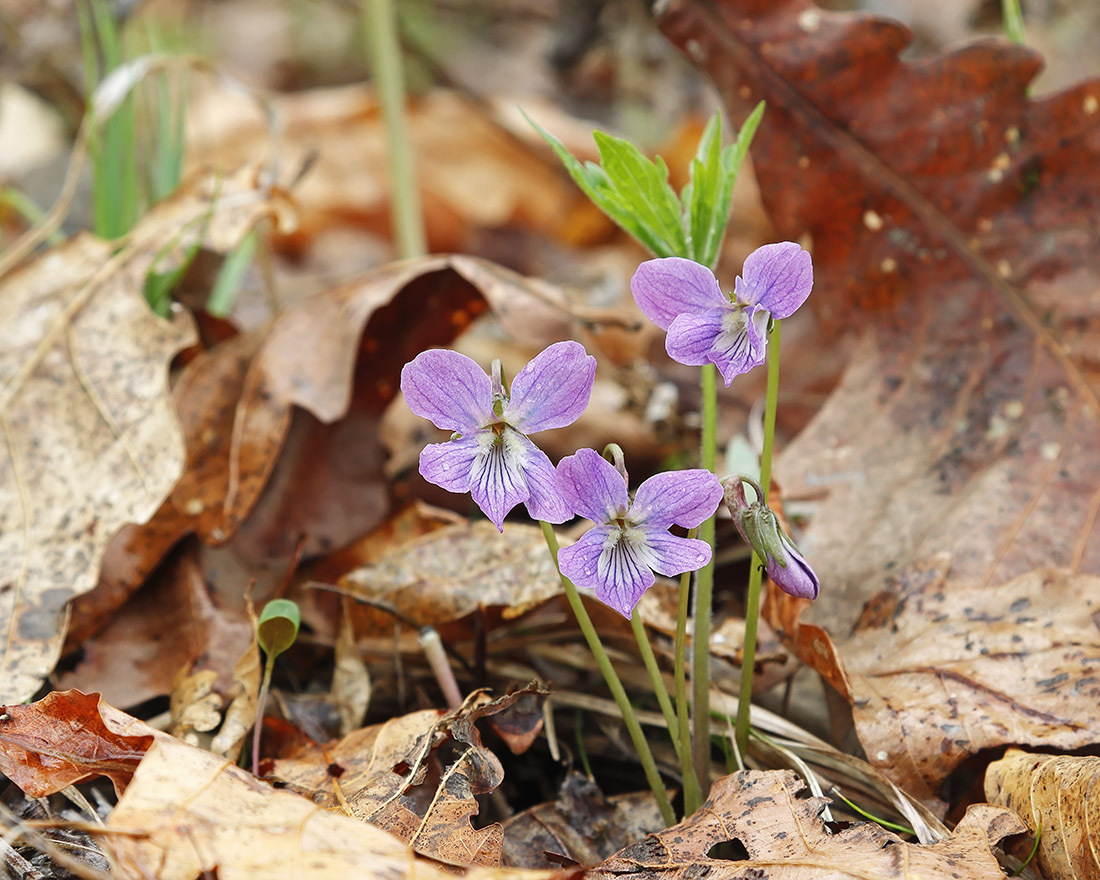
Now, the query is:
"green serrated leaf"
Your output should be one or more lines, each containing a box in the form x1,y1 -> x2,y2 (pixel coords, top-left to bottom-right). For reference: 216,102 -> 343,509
257,599 -> 300,658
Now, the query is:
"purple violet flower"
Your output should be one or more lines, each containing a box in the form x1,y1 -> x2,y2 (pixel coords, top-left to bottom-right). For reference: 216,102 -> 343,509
401,341 -> 597,531
630,242 -> 813,386
722,476 -> 819,600
555,448 -> 722,618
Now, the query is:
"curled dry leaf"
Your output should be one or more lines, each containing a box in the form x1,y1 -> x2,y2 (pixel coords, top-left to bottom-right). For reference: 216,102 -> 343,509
103,736 -> 568,880
985,748 -> 1100,880
588,770 -> 1024,880
658,0 -> 1100,802
0,165 -> 281,704
0,690 -> 154,797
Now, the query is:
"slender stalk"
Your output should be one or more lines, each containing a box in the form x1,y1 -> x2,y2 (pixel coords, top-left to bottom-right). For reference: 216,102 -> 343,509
1001,0 -> 1026,44
540,521 -> 675,827
673,540 -> 702,814
252,654 -> 275,776
629,612 -> 680,758
735,319 -> 782,758
691,362 -> 718,794
362,0 -> 425,258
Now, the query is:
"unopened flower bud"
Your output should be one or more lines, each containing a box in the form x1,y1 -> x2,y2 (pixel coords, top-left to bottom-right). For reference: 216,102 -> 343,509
722,475 -> 819,600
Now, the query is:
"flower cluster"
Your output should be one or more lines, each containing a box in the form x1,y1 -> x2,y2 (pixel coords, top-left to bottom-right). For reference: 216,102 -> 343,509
399,244 -> 819,617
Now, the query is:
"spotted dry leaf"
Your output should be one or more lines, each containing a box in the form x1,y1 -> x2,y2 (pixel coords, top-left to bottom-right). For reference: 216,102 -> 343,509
0,166 -> 279,703
588,770 -> 1024,880
986,748 -> 1100,880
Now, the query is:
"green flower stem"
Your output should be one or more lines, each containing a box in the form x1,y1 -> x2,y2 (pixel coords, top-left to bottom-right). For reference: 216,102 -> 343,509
734,319 -> 781,758
362,0 -> 425,259
691,362 -> 718,795
629,612 -> 680,758
539,521 -> 675,827
673,541 -> 703,815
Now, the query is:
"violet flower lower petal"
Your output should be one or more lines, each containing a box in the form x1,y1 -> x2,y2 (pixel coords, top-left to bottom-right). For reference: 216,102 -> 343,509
595,535 -> 656,619
638,531 -> 712,578
400,349 -> 493,433
665,309 -> 726,367
557,526 -> 613,589
734,241 -> 813,318
630,257 -> 725,330
418,435 -> 480,494
468,429 -> 529,531
513,433 -> 571,524
630,469 -> 723,530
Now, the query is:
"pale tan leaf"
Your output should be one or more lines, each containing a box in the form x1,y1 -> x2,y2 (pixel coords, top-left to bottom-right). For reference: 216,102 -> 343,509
985,748 -> 1100,880
0,166 -> 280,703
103,736 -> 565,880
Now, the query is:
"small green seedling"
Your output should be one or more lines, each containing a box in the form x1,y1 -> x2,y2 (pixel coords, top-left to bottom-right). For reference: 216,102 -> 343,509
1010,820 -> 1042,877
252,598 -> 301,775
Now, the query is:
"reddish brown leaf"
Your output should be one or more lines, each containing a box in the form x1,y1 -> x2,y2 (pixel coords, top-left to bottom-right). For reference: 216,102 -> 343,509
0,690 -> 154,796
660,0 -> 1100,803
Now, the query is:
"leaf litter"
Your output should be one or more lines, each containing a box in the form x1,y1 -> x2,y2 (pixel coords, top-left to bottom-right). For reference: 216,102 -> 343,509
2,1 -> 1100,879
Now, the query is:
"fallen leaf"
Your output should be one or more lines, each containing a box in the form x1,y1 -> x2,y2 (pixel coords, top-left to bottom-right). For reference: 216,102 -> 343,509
0,690 -> 154,796
502,773 -> 664,868
658,0 -> 1100,801
103,735 -> 568,880
588,770 -> 1024,880
0,165 -> 280,703
337,521 -> 567,632
985,748 -> 1099,880
273,686 -> 544,867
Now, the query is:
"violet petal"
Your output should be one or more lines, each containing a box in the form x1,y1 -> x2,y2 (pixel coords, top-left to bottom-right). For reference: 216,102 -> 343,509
557,526 -> 613,589
631,257 -> 725,331
665,308 -> 726,367
594,533 -> 656,618
468,430 -> 529,532
418,435 -> 480,494
630,469 -> 723,530
556,448 -> 629,524
638,531 -> 712,578
513,433 -> 571,524
401,349 -> 493,433
505,341 -> 596,434
709,315 -> 767,386
766,545 -> 820,599
734,242 -> 813,319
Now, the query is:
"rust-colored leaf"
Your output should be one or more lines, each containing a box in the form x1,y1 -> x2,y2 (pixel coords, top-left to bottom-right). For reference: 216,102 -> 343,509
985,748 -> 1100,880
588,770 -> 1023,880
660,0 -> 1100,802
0,690 -> 154,796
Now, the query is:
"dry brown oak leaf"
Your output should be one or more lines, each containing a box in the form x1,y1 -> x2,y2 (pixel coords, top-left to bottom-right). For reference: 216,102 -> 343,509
659,0 -> 1100,805
0,166 -> 281,704
0,689 -> 155,797
105,735 -> 570,880
586,770 -> 1024,880
986,748 -> 1100,880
